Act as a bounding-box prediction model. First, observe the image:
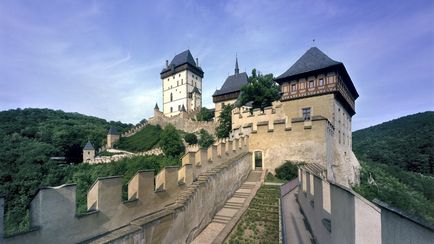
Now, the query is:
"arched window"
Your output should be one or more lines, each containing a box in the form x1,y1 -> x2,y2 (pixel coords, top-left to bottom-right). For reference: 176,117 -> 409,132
170,93 -> 173,101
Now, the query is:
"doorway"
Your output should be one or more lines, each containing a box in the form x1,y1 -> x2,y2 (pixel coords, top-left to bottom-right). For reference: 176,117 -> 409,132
254,151 -> 263,170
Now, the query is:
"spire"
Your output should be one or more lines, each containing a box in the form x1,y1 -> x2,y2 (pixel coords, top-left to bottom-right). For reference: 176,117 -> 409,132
154,103 -> 159,110
235,54 -> 239,75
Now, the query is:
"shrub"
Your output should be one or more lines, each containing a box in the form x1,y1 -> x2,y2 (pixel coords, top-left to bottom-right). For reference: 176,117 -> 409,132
275,161 -> 301,181
196,107 -> 214,121
184,133 -> 198,145
198,129 -> 215,149
159,124 -> 185,158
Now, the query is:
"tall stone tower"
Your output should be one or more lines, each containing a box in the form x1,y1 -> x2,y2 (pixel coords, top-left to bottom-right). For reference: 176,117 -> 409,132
160,50 -> 204,117
106,127 -> 120,149
83,141 -> 95,162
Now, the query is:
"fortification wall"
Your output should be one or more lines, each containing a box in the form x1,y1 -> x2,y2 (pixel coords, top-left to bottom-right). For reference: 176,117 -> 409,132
1,136 -> 250,244
231,98 -> 359,186
148,109 -> 216,134
297,167 -> 434,244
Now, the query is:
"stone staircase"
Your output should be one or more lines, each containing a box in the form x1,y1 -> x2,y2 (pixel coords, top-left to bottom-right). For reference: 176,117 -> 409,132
191,170 -> 263,244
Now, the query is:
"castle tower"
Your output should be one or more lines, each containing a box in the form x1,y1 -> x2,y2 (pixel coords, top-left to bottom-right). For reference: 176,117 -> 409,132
212,56 -> 248,118
106,127 -> 120,149
83,141 -> 95,162
160,50 -> 204,116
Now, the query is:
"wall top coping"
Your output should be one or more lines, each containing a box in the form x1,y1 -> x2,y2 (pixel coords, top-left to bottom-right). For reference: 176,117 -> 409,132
88,175 -> 123,194
328,180 -> 381,213
373,199 -> 434,231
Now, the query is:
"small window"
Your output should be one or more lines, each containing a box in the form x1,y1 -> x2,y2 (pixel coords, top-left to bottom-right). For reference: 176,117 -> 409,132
178,105 -> 181,111
292,84 -> 297,92
319,78 -> 324,86
172,76 -> 175,79
309,80 -> 314,88
177,81 -> 179,86
170,93 -> 173,101
88,152 -> 90,155
170,107 -> 173,113
302,108 -> 311,121
179,74 -> 181,77
196,76 -> 198,80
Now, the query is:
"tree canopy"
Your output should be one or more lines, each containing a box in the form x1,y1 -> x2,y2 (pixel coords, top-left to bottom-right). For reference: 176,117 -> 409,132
198,129 -> 215,149
184,132 -> 198,145
238,69 -> 281,111
196,107 -> 214,121
159,124 -> 185,158
216,104 -> 233,139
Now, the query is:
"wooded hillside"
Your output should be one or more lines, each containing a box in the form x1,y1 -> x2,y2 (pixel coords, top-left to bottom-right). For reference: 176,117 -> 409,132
352,111 -> 434,225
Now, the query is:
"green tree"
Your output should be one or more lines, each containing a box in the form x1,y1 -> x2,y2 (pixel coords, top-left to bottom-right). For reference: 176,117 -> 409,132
159,124 -> 185,157
198,129 -> 215,149
196,107 -> 214,121
184,133 -> 198,145
216,104 -> 233,139
238,69 -> 281,111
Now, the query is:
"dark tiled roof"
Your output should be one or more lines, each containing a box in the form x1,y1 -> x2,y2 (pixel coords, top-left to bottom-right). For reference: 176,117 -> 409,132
276,47 -> 358,98
277,47 -> 341,79
83,141 -> 94,150
213,72 -> 248,97
191,86 -> 201,95
108,127 -> 119,135
161,50 -> 202,73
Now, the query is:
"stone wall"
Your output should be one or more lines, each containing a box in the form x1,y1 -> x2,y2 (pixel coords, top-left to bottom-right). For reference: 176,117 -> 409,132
1,136 -> 250,244
231,97 -> 359,186
297,166 -> 434,244
148,109 -> 217,135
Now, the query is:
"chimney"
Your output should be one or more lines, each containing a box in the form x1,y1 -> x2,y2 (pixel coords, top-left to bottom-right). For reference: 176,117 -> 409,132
196,58 -> 199,67
166,60 -> 169,68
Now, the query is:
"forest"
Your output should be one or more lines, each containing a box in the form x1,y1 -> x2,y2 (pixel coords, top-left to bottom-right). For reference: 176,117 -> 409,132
0,108 -> 133,235
352,111 -> 434,225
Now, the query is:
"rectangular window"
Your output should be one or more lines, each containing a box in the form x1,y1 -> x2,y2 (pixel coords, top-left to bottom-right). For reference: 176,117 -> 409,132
291,84 -> 297,92
170,107 -> 173,113
319,78 -> 324,86
302,108 -> 311,121
178,105 -> 181,111
309,80 -> 314,88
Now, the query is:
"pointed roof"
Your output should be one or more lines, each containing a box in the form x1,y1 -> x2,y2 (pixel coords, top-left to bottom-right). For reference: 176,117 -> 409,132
277,47 -> 341,79
275,47 -> 358,98
180,104 -> 186,112
191,86 -> 201,95
83,141 -> 94,150
154,103 -> 159,110
235,56 -> 239,75
213,72 -> 248,97
169,50 -> 197,67
108,127 -> 119,135
160,50 -> 204,78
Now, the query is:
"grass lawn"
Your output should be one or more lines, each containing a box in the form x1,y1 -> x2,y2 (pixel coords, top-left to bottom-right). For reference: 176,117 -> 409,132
116,124 -> 161,152
226,185 -> 280,244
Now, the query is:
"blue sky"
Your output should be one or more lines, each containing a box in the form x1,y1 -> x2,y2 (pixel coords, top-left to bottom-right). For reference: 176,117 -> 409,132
0,0 -> 433,130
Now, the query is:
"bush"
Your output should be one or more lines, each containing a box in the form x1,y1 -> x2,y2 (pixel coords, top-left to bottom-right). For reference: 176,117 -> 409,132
116,124 -> 161,152
216,104 -> 233,138
184,133 -> 198,145
198,129 -> 215,149
159,124 -> 185,158
275,161 -> 300,181
196,107 -> 214,121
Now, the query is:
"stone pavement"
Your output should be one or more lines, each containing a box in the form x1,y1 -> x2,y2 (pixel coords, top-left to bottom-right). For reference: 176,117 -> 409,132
191,170 -> 264,244
281,187 -> 314,244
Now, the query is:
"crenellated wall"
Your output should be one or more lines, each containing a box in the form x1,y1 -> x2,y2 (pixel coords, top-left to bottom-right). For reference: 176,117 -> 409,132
231,98 -> 360,186
1,136 -> 251,244
297,166 -> 434,244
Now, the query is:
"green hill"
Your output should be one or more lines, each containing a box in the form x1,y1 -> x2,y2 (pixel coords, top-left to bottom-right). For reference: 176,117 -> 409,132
0,108 -> 133,235
352,111 -> 434,224
116,124 -> 162,152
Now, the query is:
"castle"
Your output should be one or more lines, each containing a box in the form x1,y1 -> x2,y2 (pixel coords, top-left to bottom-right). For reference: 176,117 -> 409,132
4,47 -> 432,243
